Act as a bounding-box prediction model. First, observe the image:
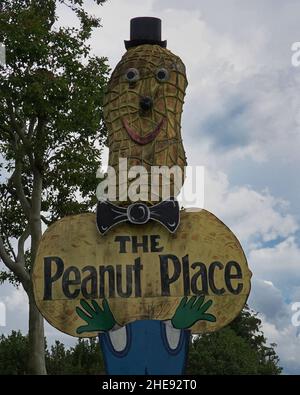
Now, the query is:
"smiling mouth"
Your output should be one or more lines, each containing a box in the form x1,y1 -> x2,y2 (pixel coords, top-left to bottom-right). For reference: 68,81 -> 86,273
122,118 -> 166,145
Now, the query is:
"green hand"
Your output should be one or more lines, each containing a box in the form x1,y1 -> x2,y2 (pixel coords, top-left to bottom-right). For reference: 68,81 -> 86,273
76,299 -> 116,334
171,295 -> 216,329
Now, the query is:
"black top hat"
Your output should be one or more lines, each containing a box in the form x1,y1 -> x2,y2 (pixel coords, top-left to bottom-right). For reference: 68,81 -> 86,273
125,17 -> 167,50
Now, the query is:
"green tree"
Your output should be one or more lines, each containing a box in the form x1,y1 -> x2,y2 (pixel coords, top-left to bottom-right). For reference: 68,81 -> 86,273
187,306 -> 282,375
46,339 -> 102,375
63,338 -> 105,375
0,0 -> 109,374
0,330 -> 29,374
0,332 -> 105,375
45,340 -> 71,375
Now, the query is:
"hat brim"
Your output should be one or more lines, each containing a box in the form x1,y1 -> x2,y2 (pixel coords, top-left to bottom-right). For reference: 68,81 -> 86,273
125,39 -> 167,50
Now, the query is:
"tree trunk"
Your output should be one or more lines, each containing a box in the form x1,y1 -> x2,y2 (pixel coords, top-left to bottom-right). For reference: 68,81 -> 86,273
25,167 -> 46,374
27,285 -> 47,375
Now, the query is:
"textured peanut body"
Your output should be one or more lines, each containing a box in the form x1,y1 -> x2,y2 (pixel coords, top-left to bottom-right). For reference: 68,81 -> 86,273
104,44 -> 188,204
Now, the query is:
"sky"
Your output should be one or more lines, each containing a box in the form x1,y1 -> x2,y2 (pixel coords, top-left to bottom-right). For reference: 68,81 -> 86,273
1,0 -> 300,374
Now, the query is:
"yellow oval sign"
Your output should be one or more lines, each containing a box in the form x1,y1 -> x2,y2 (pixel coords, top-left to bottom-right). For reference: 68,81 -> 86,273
32,209 -> 251,337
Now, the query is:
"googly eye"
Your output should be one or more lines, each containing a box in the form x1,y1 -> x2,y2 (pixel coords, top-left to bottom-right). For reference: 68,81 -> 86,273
125,68 -> 140,82
156,68 -> 169,82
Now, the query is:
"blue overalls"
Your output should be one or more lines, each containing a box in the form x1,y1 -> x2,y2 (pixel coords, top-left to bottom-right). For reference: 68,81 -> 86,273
99,320 -> 190,375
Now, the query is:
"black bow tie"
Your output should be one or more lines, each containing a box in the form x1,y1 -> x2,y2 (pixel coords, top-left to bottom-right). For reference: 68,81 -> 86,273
96,198 -> 180,235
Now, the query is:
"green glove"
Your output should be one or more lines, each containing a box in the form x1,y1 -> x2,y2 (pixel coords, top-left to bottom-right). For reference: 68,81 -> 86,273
171,295 -> 216,329
76,299 -> 116,334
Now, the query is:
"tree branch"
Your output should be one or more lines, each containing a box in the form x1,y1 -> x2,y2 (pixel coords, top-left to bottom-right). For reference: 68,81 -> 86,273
0,234 -> 16,272
11,159 -> 31,218
28,117 -> 37,139
3,232 -> 17,263
17,224 -> 30,266
31,167 -> 42,214
0,234 -> 30,289
6,101 -> 35,166
41,215 -> 51,226
30,166 -> 43,261
6,100 -> 27,144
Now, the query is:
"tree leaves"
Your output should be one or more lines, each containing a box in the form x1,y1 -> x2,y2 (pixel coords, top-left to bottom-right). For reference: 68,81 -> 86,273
0,0 -> 109,279
0,331 -> 105,375
187,306 -> 282,375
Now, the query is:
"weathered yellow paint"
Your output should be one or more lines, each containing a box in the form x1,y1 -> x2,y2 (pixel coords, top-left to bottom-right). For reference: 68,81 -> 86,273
32,209 -> 252,337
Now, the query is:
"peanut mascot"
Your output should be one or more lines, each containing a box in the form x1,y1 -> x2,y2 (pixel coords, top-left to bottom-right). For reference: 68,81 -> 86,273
75,17 -> 216,375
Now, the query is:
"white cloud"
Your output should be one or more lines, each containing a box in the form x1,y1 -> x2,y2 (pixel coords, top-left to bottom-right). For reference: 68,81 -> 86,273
261,319 -> 300,375
4,287 -> 28,314
249,280 -> 290,329
202,170 -> 298,249
247,242 -> 300,374
249,237 -> 300,291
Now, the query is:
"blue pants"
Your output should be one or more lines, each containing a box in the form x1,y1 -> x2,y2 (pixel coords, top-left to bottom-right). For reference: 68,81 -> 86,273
99,320 -> 190,375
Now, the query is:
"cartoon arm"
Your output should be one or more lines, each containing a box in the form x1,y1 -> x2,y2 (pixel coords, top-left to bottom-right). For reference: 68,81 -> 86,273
76,299 -> 117,334
171,295 -> 216,330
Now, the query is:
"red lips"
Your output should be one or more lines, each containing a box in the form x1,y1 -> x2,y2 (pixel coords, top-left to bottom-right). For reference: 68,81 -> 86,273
122,118 -> 166,145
